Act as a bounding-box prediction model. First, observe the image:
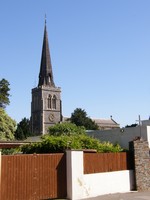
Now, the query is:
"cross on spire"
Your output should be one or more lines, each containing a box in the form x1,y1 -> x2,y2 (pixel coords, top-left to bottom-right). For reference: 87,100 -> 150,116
45,14 -> 47,25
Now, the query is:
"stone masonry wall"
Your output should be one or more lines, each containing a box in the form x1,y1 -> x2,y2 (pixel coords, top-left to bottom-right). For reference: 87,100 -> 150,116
130,139 -> 150,191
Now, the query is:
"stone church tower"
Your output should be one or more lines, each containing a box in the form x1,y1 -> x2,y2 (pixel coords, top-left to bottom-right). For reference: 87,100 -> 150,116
31,21 -> 62,135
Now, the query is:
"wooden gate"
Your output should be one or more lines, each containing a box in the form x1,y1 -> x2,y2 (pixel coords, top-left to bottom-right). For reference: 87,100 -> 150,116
1,153 -> 66,200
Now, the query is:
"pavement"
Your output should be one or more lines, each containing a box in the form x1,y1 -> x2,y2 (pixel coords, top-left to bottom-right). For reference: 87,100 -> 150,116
84,191 -> 150,200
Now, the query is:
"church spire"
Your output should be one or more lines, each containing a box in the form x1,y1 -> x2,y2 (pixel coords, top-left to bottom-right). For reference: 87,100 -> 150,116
38,19 -> 55,87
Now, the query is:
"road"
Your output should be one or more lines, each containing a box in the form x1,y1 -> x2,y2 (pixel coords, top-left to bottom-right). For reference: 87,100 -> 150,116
85,191 -> 150,200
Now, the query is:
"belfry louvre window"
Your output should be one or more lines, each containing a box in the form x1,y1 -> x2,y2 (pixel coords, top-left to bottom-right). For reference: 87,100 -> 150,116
52,95 -> 56,109
47,95 -> 56,109
48,95 -> 52,109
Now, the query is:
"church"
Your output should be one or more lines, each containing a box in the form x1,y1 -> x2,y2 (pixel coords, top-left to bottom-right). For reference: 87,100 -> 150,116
31,20 -> 119,135
30,20 -> 62,135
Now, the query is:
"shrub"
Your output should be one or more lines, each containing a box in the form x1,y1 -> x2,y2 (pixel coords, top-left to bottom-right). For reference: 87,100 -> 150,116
20,134 -> 124,154
20,123 -> 124,154
1,148 -> 19,155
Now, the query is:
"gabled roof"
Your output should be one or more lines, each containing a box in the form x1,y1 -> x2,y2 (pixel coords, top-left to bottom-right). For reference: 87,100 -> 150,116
93,118 -> 118,125
93,118 -> 120,128
63,116 -> 120,129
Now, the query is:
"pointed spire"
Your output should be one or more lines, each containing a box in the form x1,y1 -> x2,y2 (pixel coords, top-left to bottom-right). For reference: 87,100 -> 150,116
38,18 -> 55,87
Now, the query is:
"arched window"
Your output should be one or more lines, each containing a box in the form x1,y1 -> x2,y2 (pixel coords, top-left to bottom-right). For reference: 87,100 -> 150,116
52,95 -> 56,109
47,95 -> 52,109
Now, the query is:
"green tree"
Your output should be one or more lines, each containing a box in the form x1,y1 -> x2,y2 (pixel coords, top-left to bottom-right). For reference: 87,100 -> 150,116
48,122 -> 85,136
125,123 -> 138,128
0,108 -> 16,141
0,78 -> 10,108
15,126 -> 25,140
70,108 -> 99,130
15,118 -> 31,140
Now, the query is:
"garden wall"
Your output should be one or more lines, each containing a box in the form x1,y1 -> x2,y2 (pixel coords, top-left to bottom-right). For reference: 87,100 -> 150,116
87,125 -> 150,149
129,139 -> 150,191
66,150 -> 135,200
1,139 -> 150,200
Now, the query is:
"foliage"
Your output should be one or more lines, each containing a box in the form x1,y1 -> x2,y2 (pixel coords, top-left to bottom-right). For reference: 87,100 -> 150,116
15,118 -> 31,140
48,122 -> 85,136
20,122 -> 124,154
1,148 -> 19,155
0,78 -> 10,109
20,134 -> 124,154
125,123 -> 138,128
0,108 -> 16,141
70,108 -> 99,130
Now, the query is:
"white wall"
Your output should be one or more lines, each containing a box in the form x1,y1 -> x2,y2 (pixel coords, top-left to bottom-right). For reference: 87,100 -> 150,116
66,151 -> 84,200
83,171 -> 134,198
87,125 -> 150,149
66,150 -> 135,200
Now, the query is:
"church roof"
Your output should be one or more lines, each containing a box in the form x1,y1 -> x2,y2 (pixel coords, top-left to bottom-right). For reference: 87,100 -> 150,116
93,118 -> 120,129
38,19 -> 55,87
63,116 -> 120,129
93,118 -> 118,125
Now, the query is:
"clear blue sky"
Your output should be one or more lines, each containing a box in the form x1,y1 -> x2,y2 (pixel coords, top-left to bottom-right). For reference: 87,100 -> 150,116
1,0 -> 150,127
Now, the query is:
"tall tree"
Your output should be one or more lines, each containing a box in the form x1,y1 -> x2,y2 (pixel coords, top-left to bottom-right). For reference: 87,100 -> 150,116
15,118 -> 31,140
70,108 -> 99,130
0,78 -> 10,108
0,108 -> 16,141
